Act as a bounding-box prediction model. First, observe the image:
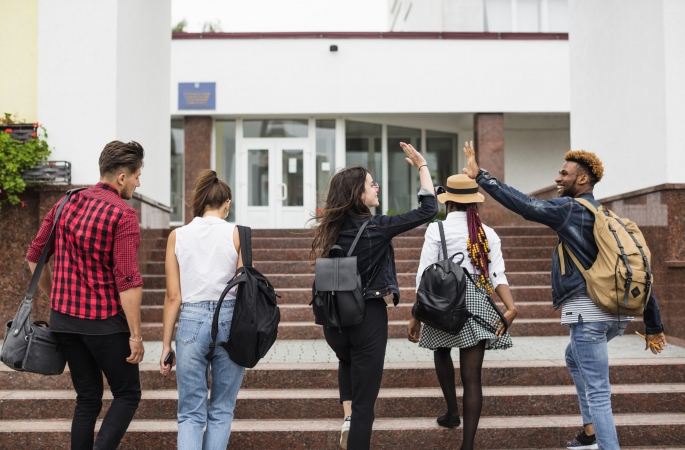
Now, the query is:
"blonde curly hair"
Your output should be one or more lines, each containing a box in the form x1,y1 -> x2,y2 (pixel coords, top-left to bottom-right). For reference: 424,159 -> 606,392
564,150 -> 604,184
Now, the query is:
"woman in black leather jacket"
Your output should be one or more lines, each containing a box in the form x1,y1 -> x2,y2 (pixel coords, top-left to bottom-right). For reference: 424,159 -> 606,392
310,142 -> 438,450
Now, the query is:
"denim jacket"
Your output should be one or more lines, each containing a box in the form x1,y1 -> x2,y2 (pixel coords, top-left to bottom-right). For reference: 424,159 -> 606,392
476,170 -> 664,334
335,188 -> 438,306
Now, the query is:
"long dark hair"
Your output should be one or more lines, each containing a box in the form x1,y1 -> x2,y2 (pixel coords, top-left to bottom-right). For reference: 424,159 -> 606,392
310,165 -> 372,263
446,201 -> 493,294
190,169 -> 232,218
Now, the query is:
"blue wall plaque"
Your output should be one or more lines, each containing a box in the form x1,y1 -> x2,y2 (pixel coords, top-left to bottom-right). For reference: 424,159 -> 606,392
178,82 -> 216,110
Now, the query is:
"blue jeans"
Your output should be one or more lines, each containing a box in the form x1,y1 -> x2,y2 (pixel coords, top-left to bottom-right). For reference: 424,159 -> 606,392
565,318 -> 628,450
176,301 -> 245,450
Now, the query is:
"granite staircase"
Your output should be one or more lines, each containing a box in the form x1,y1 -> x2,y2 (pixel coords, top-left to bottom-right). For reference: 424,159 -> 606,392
1,226 -> 684,449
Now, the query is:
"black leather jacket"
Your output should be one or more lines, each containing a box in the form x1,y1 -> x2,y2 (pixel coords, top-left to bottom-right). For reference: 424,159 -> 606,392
335,188 -> 438,306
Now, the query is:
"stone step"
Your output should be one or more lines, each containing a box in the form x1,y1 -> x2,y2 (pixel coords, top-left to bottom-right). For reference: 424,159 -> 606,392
141,271 -> 551,290
138,318 -> 642,340
141,301 -> 558,324
139,258 -> 551,276
217,285 -> 552,306
246,226 -> 555,238
2,413 -> 684,449
248,246 -> 554,262
3,359 -> 683,392
247,236 -> 558,250
2,383 -> 683,421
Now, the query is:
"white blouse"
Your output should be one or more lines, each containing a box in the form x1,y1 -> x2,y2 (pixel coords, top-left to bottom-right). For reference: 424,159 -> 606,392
175,216 -> 239,303
416,211 -> 508,291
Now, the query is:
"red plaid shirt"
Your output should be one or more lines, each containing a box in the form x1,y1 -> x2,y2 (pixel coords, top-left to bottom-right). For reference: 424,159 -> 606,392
27,182 -> 143,319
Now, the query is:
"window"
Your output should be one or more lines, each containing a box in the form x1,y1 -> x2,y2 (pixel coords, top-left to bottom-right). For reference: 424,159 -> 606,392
315,120 -> 336,208
426,130 -> 459,217
387,125 -> 421,214
170,119 -> 184,223
345,120 -> 382,214
243,119 -> 308,138
215,120 -> 236,222
484,0 -> 568,33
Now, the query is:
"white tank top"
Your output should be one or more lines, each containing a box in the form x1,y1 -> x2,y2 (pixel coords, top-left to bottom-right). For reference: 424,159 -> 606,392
175,216 -> 239,303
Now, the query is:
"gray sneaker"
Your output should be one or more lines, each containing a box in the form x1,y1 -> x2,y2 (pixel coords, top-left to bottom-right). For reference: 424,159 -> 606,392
339,416 -> 351,449
566,429 -> 598,449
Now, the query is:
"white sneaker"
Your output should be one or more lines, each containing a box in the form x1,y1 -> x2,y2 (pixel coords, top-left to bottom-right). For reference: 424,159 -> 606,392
340,416 -> 351,449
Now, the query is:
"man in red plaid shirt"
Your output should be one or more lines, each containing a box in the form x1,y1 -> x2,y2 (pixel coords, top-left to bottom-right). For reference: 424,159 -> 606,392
27,141 -> 146,450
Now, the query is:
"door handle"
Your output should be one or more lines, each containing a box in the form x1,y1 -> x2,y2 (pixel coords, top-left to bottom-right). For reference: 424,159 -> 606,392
280,183 -> 288,201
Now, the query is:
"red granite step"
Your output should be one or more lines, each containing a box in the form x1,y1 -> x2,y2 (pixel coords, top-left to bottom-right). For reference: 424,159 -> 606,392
229,258 -> 552,276
3,413 -> 684,449
3,359 -> 683,392
248,236 -> 558,250
3,383 -> 683,420
250,246 -> 555,262
265,285 -> 552,306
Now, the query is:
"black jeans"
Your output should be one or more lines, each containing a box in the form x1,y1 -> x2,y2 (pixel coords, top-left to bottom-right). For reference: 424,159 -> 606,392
57,332 -> 142,450
323,298 -> 388,450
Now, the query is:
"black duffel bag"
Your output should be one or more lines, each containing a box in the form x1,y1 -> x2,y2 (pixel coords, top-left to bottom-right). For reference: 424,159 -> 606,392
311,219 -> 381,329
1,188 -> 84,375
206,225 -> 280,369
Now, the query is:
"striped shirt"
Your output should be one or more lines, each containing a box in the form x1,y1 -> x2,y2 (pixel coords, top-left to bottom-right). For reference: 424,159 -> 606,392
561,295 -> 633,326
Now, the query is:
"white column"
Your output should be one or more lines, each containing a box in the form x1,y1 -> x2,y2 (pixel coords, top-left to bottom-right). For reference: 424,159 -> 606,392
381,124 -> 389,215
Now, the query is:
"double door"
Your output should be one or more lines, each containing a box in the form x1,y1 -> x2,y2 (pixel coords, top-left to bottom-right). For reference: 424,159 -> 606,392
241,138 -> 313,228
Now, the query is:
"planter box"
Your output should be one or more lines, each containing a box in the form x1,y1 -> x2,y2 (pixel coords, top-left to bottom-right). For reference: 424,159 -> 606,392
2,123 -> 36,142
22,161 -> 71,185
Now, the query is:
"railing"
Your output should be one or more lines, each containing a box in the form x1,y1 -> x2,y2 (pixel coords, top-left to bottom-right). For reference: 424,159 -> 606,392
22,161 -> 72,185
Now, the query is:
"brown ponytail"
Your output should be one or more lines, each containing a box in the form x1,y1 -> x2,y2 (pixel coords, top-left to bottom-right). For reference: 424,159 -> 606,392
191,169 -> 232,217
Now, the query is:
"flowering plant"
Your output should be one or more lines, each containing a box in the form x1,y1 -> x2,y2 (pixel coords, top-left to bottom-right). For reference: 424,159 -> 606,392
0,113 -> 51,209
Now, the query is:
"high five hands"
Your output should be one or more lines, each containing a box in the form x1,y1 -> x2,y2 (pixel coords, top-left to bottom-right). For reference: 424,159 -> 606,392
462,140 -> 480,179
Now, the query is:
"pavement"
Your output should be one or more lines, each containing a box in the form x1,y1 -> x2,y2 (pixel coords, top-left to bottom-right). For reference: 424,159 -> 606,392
137,334 -> 685,365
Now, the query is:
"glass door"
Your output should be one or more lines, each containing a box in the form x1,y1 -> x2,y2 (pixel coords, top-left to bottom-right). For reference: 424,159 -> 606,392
242,138 -> 312,228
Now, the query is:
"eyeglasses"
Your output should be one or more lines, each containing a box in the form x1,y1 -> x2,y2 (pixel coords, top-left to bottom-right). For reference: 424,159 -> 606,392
370,181 -> 379,191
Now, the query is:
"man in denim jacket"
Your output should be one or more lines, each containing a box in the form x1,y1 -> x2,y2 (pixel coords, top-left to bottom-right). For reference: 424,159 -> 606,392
462,142 -> 667,450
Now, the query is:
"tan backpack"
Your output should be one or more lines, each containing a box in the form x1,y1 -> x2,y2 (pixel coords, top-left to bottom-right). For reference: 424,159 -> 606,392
558,198 -> 653,315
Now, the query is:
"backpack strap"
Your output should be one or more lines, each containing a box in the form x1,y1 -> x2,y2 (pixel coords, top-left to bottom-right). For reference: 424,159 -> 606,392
437,221 -> 449,261
614,217 -> 652,307
25,188 -> 85,301
346,218 -> 373,257
237,225 -> 252,267
206,269 -> 246,362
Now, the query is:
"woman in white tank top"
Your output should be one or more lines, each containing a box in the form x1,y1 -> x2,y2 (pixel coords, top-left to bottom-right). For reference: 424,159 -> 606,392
159,169 -> 244,449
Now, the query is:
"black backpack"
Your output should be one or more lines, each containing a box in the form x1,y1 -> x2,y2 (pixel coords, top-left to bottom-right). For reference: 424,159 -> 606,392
412,221 -> 508,336
206,226 -> 280,369
311,219 -> 381,329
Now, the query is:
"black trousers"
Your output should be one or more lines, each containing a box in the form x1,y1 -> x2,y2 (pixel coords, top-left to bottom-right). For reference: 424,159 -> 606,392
57,332 -> 142,450
323,298 -> 388,450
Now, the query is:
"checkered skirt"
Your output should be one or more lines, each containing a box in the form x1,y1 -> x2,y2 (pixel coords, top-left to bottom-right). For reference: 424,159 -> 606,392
418,275 -> 513,351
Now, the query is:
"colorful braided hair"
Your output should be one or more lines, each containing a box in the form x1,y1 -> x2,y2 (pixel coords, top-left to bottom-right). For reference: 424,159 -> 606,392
464,204 -> 494,294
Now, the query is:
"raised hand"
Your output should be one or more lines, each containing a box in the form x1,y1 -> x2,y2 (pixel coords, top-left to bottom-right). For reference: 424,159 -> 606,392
400,142 -> 427,168
462,140 -> 480,179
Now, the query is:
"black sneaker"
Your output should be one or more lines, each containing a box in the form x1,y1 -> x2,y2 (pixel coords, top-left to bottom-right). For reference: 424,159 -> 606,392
566,429 -> 598,449
437,413 -> 461,428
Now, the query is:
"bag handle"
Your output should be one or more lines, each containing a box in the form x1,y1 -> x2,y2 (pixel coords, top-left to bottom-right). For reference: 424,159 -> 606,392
438,221 -> 449,261
26,188 -> 85,301
346,218 -> 373,257
237,225 -> 252,267
462,268 -> 509,333
206,268 -> 246,361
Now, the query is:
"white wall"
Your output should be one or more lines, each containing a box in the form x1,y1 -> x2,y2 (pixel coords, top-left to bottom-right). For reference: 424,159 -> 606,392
171,0 -> 387,32
569,0 -> 685,198
171,38 -> 569,115
504,113 -> 570,193
38,0 -> 171,205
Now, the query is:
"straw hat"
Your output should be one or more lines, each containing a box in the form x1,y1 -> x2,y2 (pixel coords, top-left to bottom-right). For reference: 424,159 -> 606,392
436,174 -> 485,204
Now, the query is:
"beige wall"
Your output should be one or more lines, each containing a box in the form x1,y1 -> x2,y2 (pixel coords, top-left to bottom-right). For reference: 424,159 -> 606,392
0,0 -> 38,122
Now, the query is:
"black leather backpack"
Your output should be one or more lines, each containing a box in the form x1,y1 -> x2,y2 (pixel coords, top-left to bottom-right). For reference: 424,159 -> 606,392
311,219 -> 381,329
207,226 -> 280,369
412,221 -> 473,335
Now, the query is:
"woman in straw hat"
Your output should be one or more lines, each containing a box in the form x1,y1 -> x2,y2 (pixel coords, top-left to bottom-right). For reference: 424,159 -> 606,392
407,174 -> 517,450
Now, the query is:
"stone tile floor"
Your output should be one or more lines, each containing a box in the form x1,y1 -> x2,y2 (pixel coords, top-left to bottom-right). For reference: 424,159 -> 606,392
139,334 -> 685,365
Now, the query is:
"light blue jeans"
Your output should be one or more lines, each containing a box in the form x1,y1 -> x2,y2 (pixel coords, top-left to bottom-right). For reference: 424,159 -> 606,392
565,317 -> 628,450
176,301 -> 245,450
